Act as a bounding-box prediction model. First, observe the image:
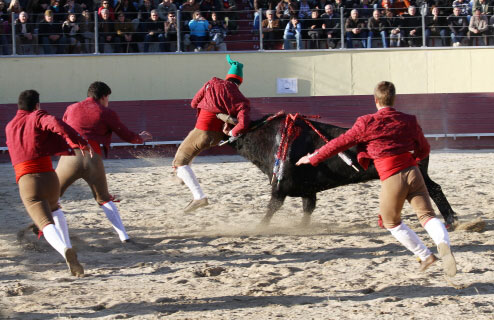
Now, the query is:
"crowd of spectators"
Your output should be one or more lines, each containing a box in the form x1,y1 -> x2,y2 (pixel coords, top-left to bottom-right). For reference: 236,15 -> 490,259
259,0 -> 494,49
0,0 -> 493,54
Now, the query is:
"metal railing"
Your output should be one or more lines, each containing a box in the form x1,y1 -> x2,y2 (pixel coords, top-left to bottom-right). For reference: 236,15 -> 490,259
0,5 -> 490,56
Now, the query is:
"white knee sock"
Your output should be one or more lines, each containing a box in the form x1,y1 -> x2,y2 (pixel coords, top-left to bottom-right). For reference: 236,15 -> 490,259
101,201 -> 129,242
52,209 -> 72,248
388,222 -> 432,261
176,165 -> 206,200
42,223 -> 68,258
424,217 -> 450,247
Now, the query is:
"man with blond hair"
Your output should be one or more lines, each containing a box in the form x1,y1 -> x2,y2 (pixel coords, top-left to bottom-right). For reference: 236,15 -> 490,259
296,81 -> 457,278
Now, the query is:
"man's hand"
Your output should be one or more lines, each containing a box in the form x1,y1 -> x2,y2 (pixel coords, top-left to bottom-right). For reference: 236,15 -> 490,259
296,153 -> 312,166
222,123 -> 233,136
139,131 -> 153,142
80,144 -> 94,158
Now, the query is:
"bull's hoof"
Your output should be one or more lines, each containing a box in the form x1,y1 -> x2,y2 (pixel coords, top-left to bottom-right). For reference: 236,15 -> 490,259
299,215 -> 311,228
257,217 -> 271,229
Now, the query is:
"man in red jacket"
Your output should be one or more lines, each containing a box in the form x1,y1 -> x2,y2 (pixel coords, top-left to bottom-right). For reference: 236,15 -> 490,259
5,90 -> 90,277
296,81 -> 456,277
173,55 -> 250,213
56,81 -> 152,243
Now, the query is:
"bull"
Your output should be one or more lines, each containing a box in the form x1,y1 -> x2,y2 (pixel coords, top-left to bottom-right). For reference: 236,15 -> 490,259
224,113 -> 458,228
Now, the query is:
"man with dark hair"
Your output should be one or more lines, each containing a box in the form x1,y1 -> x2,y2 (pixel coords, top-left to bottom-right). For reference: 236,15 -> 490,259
296,81 -> 457,278
173,55 -> 250,213
5,90 -> 91,277
55,81 -> 152,243
447,6 -> 468,46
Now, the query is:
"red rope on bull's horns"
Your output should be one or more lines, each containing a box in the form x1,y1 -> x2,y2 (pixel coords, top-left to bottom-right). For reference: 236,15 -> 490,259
270,112 -> 359,188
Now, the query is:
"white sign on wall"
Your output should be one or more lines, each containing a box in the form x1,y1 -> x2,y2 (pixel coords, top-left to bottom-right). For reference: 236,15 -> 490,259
277,78 -> 298,94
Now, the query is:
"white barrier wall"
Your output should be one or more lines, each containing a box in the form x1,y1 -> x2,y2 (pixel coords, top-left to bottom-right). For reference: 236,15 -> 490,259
1,48 -> 494,103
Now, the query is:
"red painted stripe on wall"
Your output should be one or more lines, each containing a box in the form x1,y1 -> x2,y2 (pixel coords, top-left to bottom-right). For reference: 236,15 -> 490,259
1,93 -> 494,162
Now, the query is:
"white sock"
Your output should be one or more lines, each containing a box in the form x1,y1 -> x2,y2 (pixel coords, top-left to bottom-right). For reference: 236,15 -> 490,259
52,209 -> 72,248
176,165 -> 206,200
42,223 -> 68,258
101,201 -> 129,242
388,222 -> 432,261
424,217 -> 450,247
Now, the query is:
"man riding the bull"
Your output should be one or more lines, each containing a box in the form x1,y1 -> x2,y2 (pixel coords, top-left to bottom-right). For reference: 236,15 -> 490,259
173,54 -> 251,213
296,81 -> 457,278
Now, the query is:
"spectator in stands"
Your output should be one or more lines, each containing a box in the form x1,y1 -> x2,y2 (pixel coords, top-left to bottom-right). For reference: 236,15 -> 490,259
14,11 -> 35,54
62,12 -> 82,53
254,0 -> 277,30
358,0 -> 373,20
383,9 -> 401,47
452,0 -> 471,17
180,0 -> 200,22
390,0 -> 409,16
63,0 -> 82,17
80,9 -> 95,53
79,0 -> 93,12
275,0 -> 297,27
217,0 -> 238,33
157,0 -> 176,20
138,0 -> 155,22
468,8 -> 488,45
367,9 -> 387,47
39,10 -> 66,54
345,8 -> 367,48
447,6 -> 467,46
115,0 -> 138,20
114,11 -> 137,52
0,0 -> 10,55
0,0 -> 8,20
199,0 -> 217,19
98,8 -> 116,52
207,11 -> 227,50
401,5 -> 422,47
321,4 -> 340,49
283,15 -> 303,49
333,0 -> 347,18
307,9 -> 324,49
8,0 -> 23,21
261,9 -> 282,49
425,6 -> 448,47
472,0 -> 491,16
99,0 -> 116,20
164,10 -> 179,51
142,9 -> 165,51
315,0 -> 330,11
48,0 -> 66,23
188,10 -> 209,51
297,0 -> 312,23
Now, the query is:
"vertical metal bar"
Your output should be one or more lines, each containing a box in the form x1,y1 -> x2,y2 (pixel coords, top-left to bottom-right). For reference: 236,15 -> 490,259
94,11 -> 99,54
259,9 -> 263,51
177,9 -> 181,52
340,7 -> 344,49
421,4 -> 427,47
11,12 -> 16,55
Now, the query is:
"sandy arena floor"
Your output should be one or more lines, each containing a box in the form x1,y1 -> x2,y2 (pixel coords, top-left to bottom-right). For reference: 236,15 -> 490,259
0,151 -> 493,319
